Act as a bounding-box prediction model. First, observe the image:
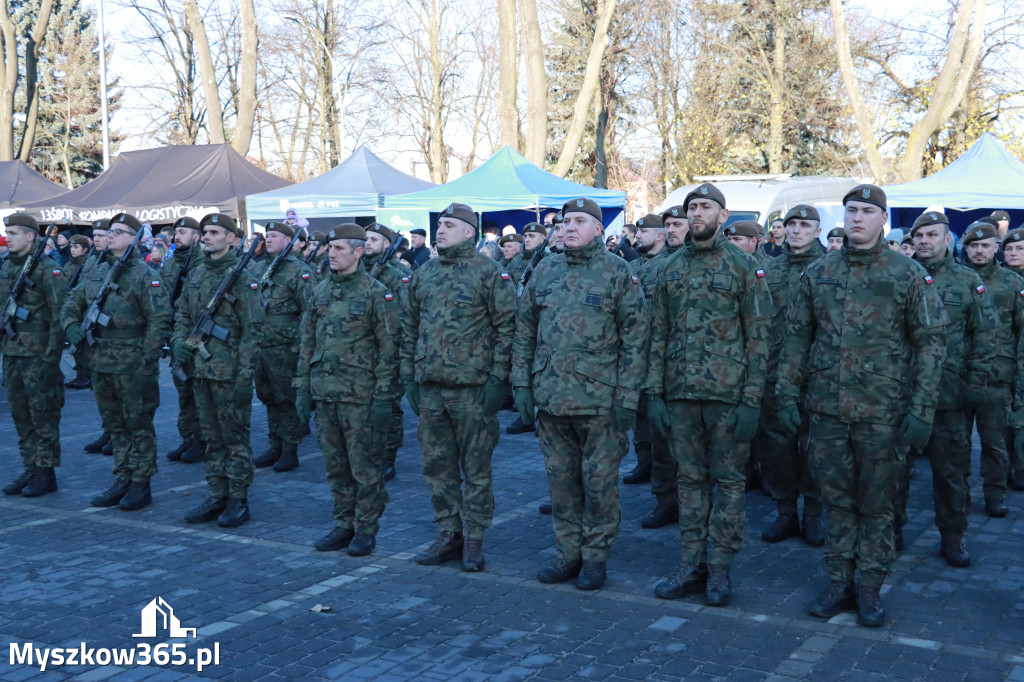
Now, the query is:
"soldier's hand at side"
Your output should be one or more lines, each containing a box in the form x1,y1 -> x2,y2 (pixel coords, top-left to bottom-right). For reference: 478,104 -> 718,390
728,404 -> 761,442
646,395 -> 670,436
514,387 -> 535,425
899,414 -> 932,450
64,324 -> 85,347
172,340 -> 195,364
778,404 -> 801,436
295,389 -> 312,423
405,381 -> 420,416
480,376 -> 506,418
612,405 -> 637,432
371,399 -> 391,431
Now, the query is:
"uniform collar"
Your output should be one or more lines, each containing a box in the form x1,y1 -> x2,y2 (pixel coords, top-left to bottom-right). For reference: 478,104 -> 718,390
917,248 -> 954,275
437,238 -> 475,264
683,230 -> 726,254
968,257 -> 998,278
331,268 -> 361,284
204,248 -> 239,271
784,243 -> 819,264
564,234 -> 605,265
841,237 -> 885,264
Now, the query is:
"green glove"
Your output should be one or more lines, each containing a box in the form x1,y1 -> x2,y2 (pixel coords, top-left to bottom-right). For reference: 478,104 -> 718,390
234,377 -> 252,406
371,398 -> 391,431
899,414 -> 932,450
778,404 -> 802,436
480,376 -> 506,418
1015,429 -> 1024,461
405,381 -> 420,416
612,404 -> 637,432
295,388 -> 312,424
64,324 -> 85,347
727,404 -> 761,442
514,387 -> 535,425
172,340 -> 195,364
646,395 -> 671,437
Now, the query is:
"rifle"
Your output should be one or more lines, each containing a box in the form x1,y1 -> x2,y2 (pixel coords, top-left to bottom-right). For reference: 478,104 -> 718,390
369,235 -> 407,279
258,227 -> 303,289
303,240 -> 325,265
170,244 -> 195,309
80,226 -> 146,346
171,235 -> 264,382
67,245 -> 95,290
515,229 -> 552,298
0,223 -> 59,339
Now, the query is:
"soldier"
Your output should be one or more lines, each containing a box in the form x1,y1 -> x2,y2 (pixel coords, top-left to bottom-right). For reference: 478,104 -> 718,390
758,205 -> 824,546
62,213 -> 171,510
512,198 -> 647,590
499,233 -> 524,266
901,232 -> 915,259
991,210 -> 1010,242
364,222 -> 411,481
162,217 -> 207,464
252,221 -> 315,472
1,213 -> 67,497
506,222 -> 547,290
645,184 -> 772,607
296,223 -> 398,555
1003,228 -> 1024,279
170,213 -> 265,528
962,220 -> 1023,515
64,235 -> 94,390
549,213 -> 566,254
662,207 -> 688,252
402,202 -> 516,572
724,220 -> 760,256
776,184 -> 947,628
910,211 -> 996,569
825,227 -> 845,252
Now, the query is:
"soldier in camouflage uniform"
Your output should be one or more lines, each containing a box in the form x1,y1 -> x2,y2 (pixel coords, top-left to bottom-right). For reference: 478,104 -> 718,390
162,217 -> 207,464
63,235 -> 94,390
62,213 -> 171,511
296,224 -> 399,556
645,184 -> 773,607
825,227 -> 845,252
758,205 -> 825,546
512,197 -> 648,590
364,223 -> 412,481
776,185 -> 947,627
252,221 -> 315,472
499,233 -> 523,268
402,202 -> 517,572
724,220 -> 760,257
962,221 -> 1024,514
1008,227 -> 1024,490
171,213 -> 265,528
662,207 -> 688,252
506,222 -> 546,285
909,212 -> 997,568
0,213 -> 67,497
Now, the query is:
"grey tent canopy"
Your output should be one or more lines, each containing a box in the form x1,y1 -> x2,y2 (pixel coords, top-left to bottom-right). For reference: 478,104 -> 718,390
0,160 -> 65,209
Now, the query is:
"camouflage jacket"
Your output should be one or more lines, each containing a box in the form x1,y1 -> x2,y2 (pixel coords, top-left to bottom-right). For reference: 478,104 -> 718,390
170,250 -> 264,382
294,268 -> 399,404
364,252 -> 411,311
0,252 -> 67,361
645,231 -> 773,407
776,238 -> 947,425
65,253 -> 90,289
161,244 -> 200,311
629,247 -> 669,309
968,258 -> 1024,386
61,252 -> 172,373
401,238 -> 516,387
255,254 -> 314,348
512,237 -> 648,414
82,250 -> 107,278
509,247 -> 548,294
918,250 -> 997,409
763,245 -> 821,381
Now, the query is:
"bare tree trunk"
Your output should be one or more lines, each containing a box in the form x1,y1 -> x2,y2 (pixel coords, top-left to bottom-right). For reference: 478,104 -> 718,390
551,0 -> 615,177
0,5 -> 19,161
233,0 -> 258,155
17,0 -> 55,162
767,0 -> 785,175
497,0 -> 519,149
184,0 -> 225,144
519,0 -> 545,164
594,73 -> 610,189
901,0 -> 985,180
427,0 -> 447,183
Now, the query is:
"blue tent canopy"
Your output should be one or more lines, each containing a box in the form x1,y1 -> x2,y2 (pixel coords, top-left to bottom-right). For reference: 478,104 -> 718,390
245,146 -> 435,222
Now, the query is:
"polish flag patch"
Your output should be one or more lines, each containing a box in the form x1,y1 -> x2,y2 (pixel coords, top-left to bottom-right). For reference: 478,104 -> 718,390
1019,289 -> 1024,297
924,275 -> 934,285
301,273 -> 310,280
250,282 -> 258,290
501,273 -> 511,280
976,284 -> 985,294
385,293 -> 393,301
52,269 -> 62,276
756,269 -> 766,278
151,280 -> 161,287
402,277 -> 410,283
631,275 -> 639,284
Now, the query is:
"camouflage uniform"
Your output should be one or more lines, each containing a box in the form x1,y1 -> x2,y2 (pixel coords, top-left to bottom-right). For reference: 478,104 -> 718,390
61,252 -> 171,482
296,268 -> 399,535
402,238 -> 517,539
646,231 -> 773,568
508,245 -> 548,287
160,244 -> 203,446
776,238 -> 947,588
171,251 -> 264,499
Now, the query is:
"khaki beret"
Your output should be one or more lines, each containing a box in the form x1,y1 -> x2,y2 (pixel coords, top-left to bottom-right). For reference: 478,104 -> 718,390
902,233 -> 914,245
960,221 -> 999,246
636,214 -> 664,229
843,184 -> 887,211
562,197 -> 603,223
70,235 -> 91,247
327,223 -> 367,241
439,202 -> 478,229
553,212 -> 564,224
991,210 -> 1011,222
1005,228 -> 1024,244
725,220 -> 759,239
265,221 -> 295,238
523,222 -> 546,235
311,231 -> 326,242
173,216 -> 201,232
910,210 -> 949,236
110,212 -> 143,233
783,204 -> 820,226
683,183 -> 726,211
91,218 -> 110,232
3,213 -> 40,234
827,228 -> 845,240
200,213 -> 237,233
498,234 -> 524,246
366,223 -> 397,242
661,205 -> 688,221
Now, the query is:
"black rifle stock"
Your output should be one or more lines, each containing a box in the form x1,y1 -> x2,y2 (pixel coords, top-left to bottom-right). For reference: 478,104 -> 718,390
303,240 -> 325,265
369,235 -> 407,279
0,223 -> 59,339
258,228 -> 303,290
515,229 -> 552,299
80,227 -> 146,346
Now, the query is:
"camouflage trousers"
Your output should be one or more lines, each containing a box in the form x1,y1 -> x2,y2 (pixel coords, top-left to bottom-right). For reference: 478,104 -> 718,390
418,384 -> 500,539
384,389 -> 405,465
964,384 -> 1011,501
192,378 -> 254,499
316,400 -> 388,536
893,445 -> 914,530
758,388 -> 820,517
93,370 -> 160,482
668,400 -> 748,567
2,356 -> 63,468
255,345 -> 303,449
172,372 -> 202,442
636,394 -> 676,502
924,410 -> 970,535
808,412 -> 902,589
537,411 -> 628,562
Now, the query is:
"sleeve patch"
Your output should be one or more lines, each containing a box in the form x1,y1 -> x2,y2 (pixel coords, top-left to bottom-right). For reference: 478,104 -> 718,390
385,293 -> 394,301
924,275 -> 934,285
500,272 -> 511,280
52,269 -> 62,276
756,269 -> 766,278
630,275 -> 639,284
976,284 -> 985,294
402,277 -> 410,283
250,282 -> 259,289
1019,289 -> 1024,297
151,280 -> 161,287
301,273 -> 310,280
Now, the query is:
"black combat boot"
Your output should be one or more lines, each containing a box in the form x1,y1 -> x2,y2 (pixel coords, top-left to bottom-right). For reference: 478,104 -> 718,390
382,451 -> 397,482
984,497 -> 1009,518
537,558 -> 582,584
180,441 -> 206,463
808,580 -> 857,618
65,376 -> 92,390
654,563 -> 708,600
641,499 -> 679,529
119,480 -> 152,511
253,447 -> 281,468
273,447 -> 299,472
217,498 -> 250,527
166,440 -> 192,461
940,533 -> 971,567
802,513 -> 825,547
84,432 -> 110,454
705,565 -> 732,606
91,478 -> 131,507
3,469 -> 35,495
101,440 -> 114,456
314,526 -> 354,551
856,585 -> 885,627
538,500 -> 552,515
1010,469 -> 1024,491
761,514 -> 800,543
506,417 -> 535,434
622,461 -> 651,485
576,561 -> 606,591
22,468 -> 57,497
347,533 -> 376,557
894,524 -> 905,552
414,531 -> 464,565
184,496 -> 227,524
462,538 -> 485,572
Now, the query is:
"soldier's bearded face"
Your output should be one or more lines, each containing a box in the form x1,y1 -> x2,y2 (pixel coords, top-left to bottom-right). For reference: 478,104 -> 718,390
5,225 -> 35,256
435,217 -> 474,248
785,219 -> 820,253
201,225 -> 231,257
843,201 -> 887,248
524,231 -> 545,250
687,200 -> 726,243
1004,242 -> 1024,268
664,217 -> 688,246
635,227 -> 663,254
911,224 -> 949,262
365,231 -> 387,257
264,229 -> 289,255
173,227 -> 198,249
965,237 -> 998,267
827,237 -> 844,252
562,212 -> 602,249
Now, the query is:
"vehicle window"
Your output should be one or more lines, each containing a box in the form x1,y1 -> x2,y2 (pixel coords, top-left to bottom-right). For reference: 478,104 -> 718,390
723,211 -> 759,227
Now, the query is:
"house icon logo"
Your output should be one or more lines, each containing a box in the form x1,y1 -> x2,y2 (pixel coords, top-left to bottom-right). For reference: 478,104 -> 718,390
133,597 -> 197,639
